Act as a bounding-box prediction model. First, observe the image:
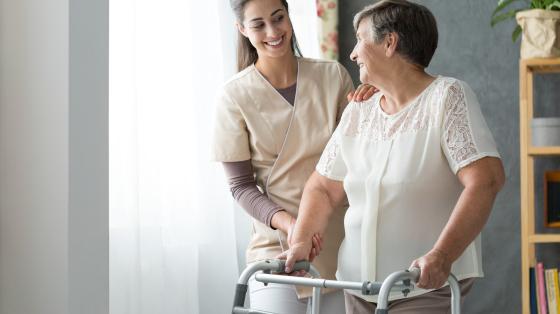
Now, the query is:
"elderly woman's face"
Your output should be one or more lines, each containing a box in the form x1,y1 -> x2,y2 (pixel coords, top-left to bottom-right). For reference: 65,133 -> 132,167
350,19 -> 386,85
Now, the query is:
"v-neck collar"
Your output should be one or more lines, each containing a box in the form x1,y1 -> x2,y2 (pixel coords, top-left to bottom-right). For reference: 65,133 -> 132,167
252,58 -> 300,109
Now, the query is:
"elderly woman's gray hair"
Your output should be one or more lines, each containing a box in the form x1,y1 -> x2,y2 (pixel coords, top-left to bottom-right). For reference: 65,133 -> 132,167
353,0 -> 438,68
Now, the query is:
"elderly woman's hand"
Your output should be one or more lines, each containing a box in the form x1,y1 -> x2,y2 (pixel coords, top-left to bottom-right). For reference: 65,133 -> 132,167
276,241 -> 314,275
347,84 -> 378,102
287,219 -> 323,258
409,248 -> 452,289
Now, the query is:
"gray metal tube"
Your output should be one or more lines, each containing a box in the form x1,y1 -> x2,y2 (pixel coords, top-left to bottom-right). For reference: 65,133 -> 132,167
234,260 -> 324,314
447,273 -> 461,314
232,306 -> 277,314
255,273 -> 363,290
251,264 -> 323,314
308,266 -> 321,314
233,259 -> 311,314
237,260 -> 311,284
310,287 -> 320,314
375,268 -> 461,314
238,261 -> 276,284
375,269 -> 419,311
254,274 -> 412,295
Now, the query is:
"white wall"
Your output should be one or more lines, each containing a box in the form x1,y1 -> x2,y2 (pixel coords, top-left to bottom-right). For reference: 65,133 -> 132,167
0,0 -> 108,313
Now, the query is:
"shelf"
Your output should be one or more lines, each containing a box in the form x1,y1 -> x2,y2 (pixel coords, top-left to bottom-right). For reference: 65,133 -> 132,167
519,58 -> 560,314
528,146 -> 560,156
521,58 -> 560,73
528,234 -> 560,243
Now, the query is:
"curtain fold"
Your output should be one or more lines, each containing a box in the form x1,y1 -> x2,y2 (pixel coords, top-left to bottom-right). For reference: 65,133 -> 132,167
316,0 -> 339,60
109,1 -> 238,313
287,0 -> 322,59
110,1 -> 326,313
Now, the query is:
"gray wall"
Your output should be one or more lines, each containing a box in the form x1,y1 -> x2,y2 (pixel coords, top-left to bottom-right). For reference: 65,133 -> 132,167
0,0 -> 109,313
338,1 -> 559,313
0,1 -> 69,312
69,0 -> 109,313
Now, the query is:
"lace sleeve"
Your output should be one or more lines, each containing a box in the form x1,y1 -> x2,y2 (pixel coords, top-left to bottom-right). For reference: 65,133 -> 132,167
441,80 -> 500,174
316,104 -> 352,181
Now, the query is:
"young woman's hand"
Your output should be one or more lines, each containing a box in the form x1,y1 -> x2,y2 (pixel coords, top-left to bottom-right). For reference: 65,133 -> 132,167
271,210 -> 295,236
347,84 -> 378,102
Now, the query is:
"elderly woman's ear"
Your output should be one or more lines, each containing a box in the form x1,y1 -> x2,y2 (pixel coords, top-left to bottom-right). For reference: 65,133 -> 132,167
384,32 -> 399,57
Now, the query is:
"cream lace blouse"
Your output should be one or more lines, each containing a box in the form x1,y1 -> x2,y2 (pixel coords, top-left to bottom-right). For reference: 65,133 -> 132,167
316,76 -> 501,302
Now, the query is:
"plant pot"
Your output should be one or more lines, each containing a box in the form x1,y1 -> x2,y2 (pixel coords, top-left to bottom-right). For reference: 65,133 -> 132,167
516,9 -> 560,59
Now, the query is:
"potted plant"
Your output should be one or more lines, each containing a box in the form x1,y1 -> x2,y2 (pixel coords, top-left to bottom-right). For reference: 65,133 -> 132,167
491,0 -> 560,58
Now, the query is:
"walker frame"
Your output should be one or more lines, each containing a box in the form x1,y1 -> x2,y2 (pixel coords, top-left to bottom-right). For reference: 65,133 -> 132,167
231,259 -> 461,314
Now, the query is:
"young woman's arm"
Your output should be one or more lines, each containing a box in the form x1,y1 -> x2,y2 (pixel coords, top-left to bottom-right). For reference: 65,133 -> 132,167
222,160 -> 287,229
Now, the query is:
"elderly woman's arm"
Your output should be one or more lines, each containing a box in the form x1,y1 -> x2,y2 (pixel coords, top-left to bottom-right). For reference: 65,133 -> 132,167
279,171 -> 347,273
411,156 -> 505,289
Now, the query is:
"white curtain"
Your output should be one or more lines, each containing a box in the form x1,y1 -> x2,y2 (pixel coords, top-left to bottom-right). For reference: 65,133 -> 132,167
109,1 -> 239,313
287,0 -> 322,59
110,1 -> 323,313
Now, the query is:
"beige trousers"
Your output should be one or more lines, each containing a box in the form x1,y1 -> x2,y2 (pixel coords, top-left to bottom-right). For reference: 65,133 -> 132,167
344,278 -> 475,314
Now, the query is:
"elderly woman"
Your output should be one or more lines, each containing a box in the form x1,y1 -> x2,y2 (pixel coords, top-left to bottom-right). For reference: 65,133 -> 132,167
281,0 -> 505,313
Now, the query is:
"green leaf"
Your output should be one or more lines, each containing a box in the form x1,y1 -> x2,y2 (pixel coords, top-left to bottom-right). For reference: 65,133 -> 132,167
493,0 -> 523,17
546,0 -> 560,10
512,25 -> 522,42
531,0 -> 547,9
491,9 -> 520,27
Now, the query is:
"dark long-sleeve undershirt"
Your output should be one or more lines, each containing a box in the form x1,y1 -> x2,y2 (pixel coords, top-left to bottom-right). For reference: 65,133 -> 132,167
222,160 -> 284,228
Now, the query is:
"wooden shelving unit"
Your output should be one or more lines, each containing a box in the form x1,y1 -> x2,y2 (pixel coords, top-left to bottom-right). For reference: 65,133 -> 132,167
519,57 -> 560,314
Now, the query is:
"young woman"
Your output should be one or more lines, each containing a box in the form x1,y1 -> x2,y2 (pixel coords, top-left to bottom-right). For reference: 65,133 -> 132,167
211,0 -> 374,312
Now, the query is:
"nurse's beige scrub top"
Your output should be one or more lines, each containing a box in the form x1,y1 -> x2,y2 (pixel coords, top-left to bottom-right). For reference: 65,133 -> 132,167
211,58 -> 354,298
316,77 -> 501,302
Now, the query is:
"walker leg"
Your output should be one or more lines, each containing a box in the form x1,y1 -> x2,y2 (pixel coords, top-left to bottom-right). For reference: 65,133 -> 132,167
310,287 -> 321,314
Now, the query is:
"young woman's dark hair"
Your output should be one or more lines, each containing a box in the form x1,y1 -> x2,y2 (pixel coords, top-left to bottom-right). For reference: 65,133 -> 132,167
230,0 -> 302,72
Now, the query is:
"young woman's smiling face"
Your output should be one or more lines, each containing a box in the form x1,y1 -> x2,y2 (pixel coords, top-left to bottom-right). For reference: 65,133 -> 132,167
238,0 -> 293,60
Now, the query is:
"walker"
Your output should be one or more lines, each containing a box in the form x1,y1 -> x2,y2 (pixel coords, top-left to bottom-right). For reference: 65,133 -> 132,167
231,259 -> 461,314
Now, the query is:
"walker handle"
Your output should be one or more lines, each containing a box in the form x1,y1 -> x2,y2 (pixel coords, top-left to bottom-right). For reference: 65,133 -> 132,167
375,268 -> 462,314
232,259 -> 312,313
408,267 -> 421,281
273,260 -> 310,273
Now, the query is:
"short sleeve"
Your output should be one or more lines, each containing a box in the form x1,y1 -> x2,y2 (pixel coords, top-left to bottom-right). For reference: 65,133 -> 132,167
316,107 -> 351,181
210,90 -> 251,162
441,80 -> 501,174
336,63 -> 355,123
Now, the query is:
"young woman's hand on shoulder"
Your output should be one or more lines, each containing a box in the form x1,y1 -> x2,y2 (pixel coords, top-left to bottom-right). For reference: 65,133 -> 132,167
347,83 -> 378,102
